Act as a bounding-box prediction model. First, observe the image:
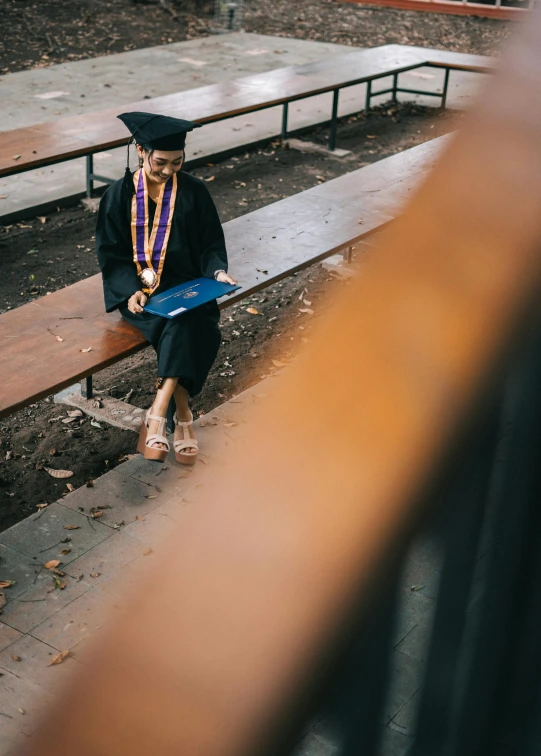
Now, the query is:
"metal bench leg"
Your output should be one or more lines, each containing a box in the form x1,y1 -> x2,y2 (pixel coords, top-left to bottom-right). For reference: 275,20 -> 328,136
281,102 -> 289,142
329,89 -> 340,152
365,80 -> 372,115
441,68 -> 451,110
81,375 -> 93,400
86,154 -> 94,198
343,246 -> 353,264
392,73 -> 398,103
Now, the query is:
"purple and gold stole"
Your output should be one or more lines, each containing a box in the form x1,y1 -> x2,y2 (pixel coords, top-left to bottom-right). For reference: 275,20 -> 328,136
130,168 -> 178,294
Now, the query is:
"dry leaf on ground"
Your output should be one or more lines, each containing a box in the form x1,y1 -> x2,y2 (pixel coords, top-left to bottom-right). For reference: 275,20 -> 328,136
0,581 -> 15,589
44,467 -> 74,479
80,347 -> 92,353
91,511 -> 103,519
299,308 -> 314,315
90,573 -> 101,578
60,548 -> 71,556
36,503 -> 48,510
66,483 -> 75,492
44,560 -> 61,570
136,516 -> 145,522
90,419 -> 102,429
49,650 -> 69,666
246,307 -> 259,315
204,175 -> 215,182
64,525 -> 80,530
12,655 -> 21,662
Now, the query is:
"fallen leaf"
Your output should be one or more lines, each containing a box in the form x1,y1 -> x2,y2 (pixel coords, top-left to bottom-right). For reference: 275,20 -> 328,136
0,581 -> 15,589
143,548 -> 153,556
144,494 -> 157,499
60,548 -> 71,556
37,216 -> 47,224
49,650 -> 69,666
44,467 -> 74,479
136,516 -> 145,522
90,419 -> 102,429
5,450 -> 14,461
272,360 -> 287,368
89,573 -> 101,578
49,448 -> 57,456
55,335 -> 64,342
64,525 -> 80,530
53,576 -> 66,590
12,154 -> 21,160
36,503 -> 48,510
204,175 -> 215,182
66,483 -> 75,492
44,560 -> 61,570
223,422 -> 237,428
11,655 -> 22,662
91,511 -> 103,519
86,480 -> 94,488
67,410 -> 83,418
367,134 -> 377,139
299,308 -> 314,315
411,585 -> 425,592
302,299 -> 312,306
0,593 -> 6,610
80,347 -> 92,353
246,307 -> 259,315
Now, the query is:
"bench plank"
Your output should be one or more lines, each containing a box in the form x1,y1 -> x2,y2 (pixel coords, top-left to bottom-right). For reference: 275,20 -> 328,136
0,136 -> 447,418
0,45 -> 488,179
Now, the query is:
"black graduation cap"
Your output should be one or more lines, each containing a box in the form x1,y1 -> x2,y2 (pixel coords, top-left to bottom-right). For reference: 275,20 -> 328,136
118,111 -> 202,151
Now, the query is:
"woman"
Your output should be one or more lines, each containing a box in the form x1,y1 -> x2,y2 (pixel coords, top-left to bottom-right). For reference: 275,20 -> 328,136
96,111 -> 236,465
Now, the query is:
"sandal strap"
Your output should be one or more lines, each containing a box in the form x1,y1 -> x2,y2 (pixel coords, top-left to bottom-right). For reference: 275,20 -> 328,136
173,411 -> 194,429
146,433 -> 170,451
174,438 -> 198,453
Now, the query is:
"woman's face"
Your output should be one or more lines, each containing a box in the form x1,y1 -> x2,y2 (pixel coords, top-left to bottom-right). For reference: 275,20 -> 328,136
136,145 -> 184,184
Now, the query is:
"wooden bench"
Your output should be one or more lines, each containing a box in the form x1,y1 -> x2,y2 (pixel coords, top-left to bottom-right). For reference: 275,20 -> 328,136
0,44 -> 490,198
0,136 -> 447,419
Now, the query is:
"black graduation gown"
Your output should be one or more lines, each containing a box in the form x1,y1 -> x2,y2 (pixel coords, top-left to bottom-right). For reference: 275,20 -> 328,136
96,171 -> 227,397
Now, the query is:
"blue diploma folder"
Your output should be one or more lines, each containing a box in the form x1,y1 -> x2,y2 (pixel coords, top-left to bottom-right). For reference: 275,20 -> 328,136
143,277 -> 241,319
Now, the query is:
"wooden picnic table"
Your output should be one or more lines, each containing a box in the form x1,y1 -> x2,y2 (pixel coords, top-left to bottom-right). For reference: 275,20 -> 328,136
0,44 -> 489,193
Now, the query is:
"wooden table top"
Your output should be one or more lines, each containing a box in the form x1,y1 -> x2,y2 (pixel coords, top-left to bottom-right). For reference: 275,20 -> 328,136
0,44 -> 490,179
0,135 -> 447,418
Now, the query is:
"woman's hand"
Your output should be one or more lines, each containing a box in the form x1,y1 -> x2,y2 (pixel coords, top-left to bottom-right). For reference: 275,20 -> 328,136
127,291 -> 148,314
215,271 -> 237,286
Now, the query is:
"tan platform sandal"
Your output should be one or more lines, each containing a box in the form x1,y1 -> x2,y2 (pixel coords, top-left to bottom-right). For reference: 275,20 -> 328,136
137,409 -> 170,462
173,411 -> 198,465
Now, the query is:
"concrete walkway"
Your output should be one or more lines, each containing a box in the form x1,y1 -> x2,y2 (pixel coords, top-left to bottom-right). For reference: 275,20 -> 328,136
0,369 -> 440,756
0,32 -> 484,221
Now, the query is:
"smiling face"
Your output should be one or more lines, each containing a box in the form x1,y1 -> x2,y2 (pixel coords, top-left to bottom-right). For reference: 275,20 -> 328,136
136,144 -> 184,184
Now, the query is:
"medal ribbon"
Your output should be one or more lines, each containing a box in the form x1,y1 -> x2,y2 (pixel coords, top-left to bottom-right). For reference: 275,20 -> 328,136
131,168 -> 177,294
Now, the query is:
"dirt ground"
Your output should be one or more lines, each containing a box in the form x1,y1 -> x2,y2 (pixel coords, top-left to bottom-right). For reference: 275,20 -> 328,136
0,0 -> 510,75
0,103 -> 461,530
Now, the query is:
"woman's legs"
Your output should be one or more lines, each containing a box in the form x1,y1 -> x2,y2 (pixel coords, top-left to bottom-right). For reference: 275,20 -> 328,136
146,377 -> 178,451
